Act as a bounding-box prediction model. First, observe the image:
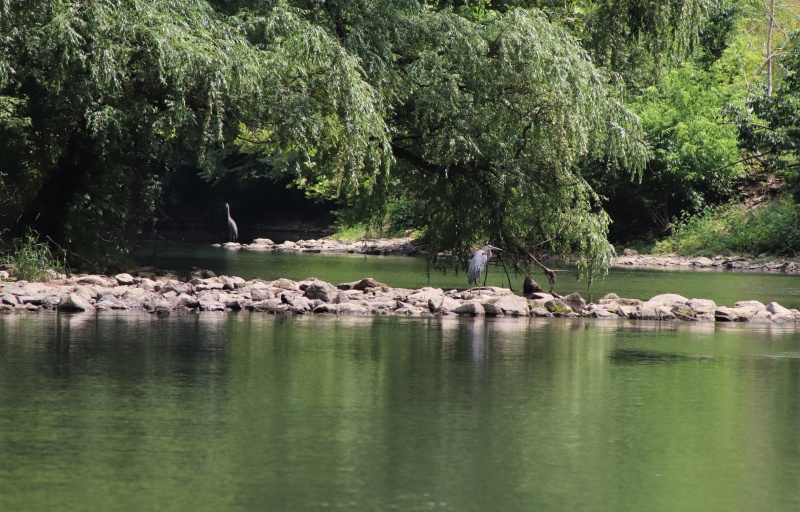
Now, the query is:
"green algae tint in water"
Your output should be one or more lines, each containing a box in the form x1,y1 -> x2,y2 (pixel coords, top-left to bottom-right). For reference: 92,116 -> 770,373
1,312 -> 800,511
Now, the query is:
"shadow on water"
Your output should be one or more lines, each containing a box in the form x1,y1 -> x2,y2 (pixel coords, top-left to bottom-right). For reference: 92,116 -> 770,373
608,348 -> 715,365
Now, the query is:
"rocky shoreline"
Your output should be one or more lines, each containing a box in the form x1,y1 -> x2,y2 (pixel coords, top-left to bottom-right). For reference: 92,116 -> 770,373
1,267 -> 799,323
219,236 -> 800,273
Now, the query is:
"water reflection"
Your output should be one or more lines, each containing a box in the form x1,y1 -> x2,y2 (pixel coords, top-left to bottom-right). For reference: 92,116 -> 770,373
2,313 -> 800,511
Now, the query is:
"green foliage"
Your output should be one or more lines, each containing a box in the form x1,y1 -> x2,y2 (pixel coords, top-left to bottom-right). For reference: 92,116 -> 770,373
633,58 -> 748,224
582,0 -> 703,85
0,0 -> 264,260
377,8 -> 647,281
329,223 -> 371,242
588,16 -> 760,240
734,29 -> 800,196
1,230 -> 68,282
230,3 -> 390,200
654,198 -> 800,256
0,0 -> 729,276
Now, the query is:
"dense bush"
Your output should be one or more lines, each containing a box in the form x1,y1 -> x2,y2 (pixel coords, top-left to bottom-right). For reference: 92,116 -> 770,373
654,198 -> 800,256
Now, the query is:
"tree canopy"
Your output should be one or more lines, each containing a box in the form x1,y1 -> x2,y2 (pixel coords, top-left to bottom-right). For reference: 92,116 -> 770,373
0,0 -> 386,267
1,0 -> 721,280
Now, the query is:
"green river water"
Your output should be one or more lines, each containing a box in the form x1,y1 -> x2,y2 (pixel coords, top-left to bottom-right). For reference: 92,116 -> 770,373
1,247 -> 799,511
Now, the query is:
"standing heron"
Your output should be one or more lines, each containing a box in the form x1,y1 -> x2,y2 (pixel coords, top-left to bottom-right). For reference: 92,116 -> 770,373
468,244 -> 501,287
225,203 -> 238,242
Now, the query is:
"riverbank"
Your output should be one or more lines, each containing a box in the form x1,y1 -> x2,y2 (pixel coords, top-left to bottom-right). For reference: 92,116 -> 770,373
1,268 -> 799,323
218,236 -> 800,273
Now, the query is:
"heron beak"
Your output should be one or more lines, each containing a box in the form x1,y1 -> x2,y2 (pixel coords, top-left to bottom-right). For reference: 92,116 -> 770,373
487,245 -> 501,250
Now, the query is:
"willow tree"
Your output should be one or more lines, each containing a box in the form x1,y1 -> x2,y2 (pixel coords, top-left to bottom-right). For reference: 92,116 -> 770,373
397,10 -> 649,282
225,3 -> 648,284
0,0 -> 387,267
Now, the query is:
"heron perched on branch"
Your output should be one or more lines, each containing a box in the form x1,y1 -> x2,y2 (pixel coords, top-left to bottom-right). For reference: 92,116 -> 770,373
225,203 -> 238,242
468,244 -> 501,287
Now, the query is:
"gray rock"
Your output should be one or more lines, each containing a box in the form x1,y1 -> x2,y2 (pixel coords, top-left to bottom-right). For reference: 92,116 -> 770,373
115,273 -> 136,286
366,299 -> 399,314
19,295 -> 46,306
530,307 -> 553,317
395,306 -> 427,316
454,302 -> 485,316
715,306 -> 749,322
690,257 -> 715,268
176,294 -> 200,309
561,292 -> 586,312
635,304 -> 676,321
1,293 -> 18,306
645,294 -> 689,307
252,299 -> 289,313
304,280 -> 339,303
59,292 -> 94,312
485,295 -> 530,317
195,278 -> 224,291
544,299 -> 573,316
77,275 -> 114,287
583,306 -> 620,319
221,276 -> 246,290
766,302 -> 797,322
271,278 -> 298,290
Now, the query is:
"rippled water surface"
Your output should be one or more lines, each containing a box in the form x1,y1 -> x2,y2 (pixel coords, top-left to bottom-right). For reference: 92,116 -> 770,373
1,313 -> 799,511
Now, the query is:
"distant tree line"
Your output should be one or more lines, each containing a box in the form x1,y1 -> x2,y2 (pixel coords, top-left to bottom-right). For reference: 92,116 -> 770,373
1,0 -> 799,276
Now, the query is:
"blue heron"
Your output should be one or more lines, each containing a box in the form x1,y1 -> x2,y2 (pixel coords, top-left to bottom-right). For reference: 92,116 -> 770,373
468,244 -> 501,287
226,203 -> 238,242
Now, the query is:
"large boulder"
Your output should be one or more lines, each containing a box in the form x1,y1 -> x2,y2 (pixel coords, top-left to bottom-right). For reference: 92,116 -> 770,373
303,280 -> 339,303
561,292 -> 586,312
114,273 -> 136,286
766,302 -> 798,322
58,292 -> 94,312
544,299 -> 573,316
454,301 -> 485,316
484,295 -> 530,317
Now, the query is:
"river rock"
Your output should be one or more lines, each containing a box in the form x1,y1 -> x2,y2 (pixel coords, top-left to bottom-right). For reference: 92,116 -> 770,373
635,303 -> 676,321
303,280 -> 339,302
582,304 -> 621,318
715,306 -> 747,322
765,302 -> 796,322
59,292 -> 94,312
690,257 -> 715,268
115,273 -> 136,286
645,294 -> 689,307
194,278 -> 224,291
484,295 -> 530,317
562,292 -> 586,312
1,293 -> 18,306
75,275 -> 111,287
395,305 -> 428,316
252,299 -> 288,313
454,301 -> 485,316
339,277 -> 391,292
544,299 -> 573,316
221,276 -> 246,290
271,278 -> 298,290
530,306 -> 554,317
687,298 -> 717,321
